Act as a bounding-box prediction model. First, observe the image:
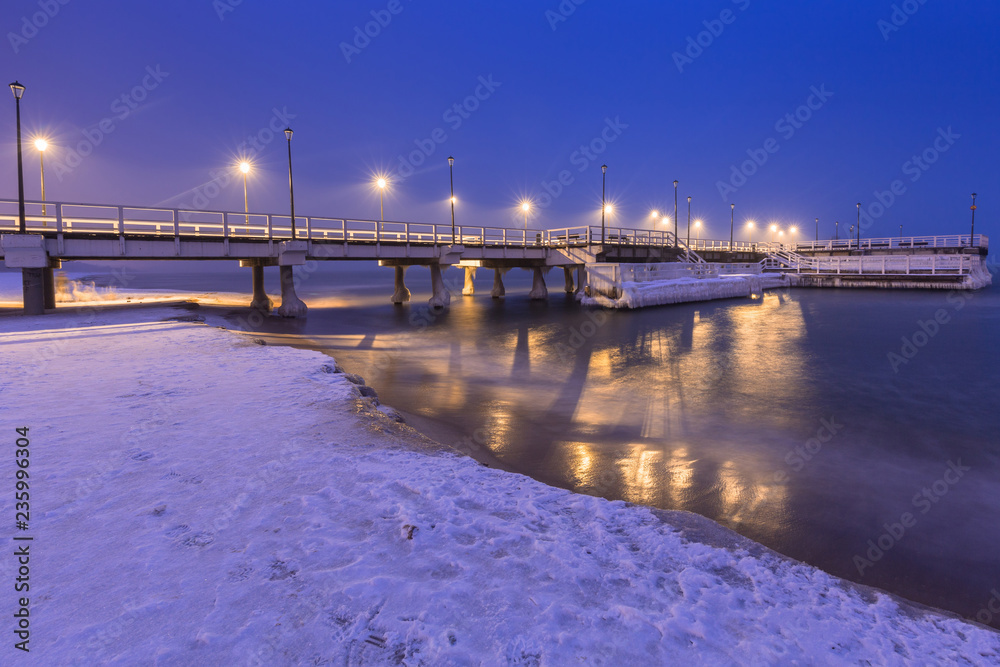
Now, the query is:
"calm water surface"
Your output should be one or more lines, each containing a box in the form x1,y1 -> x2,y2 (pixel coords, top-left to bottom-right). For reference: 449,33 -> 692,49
72,261 -> 1000,627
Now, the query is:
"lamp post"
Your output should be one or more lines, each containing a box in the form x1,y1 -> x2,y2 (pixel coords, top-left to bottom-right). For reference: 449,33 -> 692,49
747,221 -> 754,245
34,139 -> 47,224
815,217 -> 819,242
601,164 -> 607,244
521,201 -> 530,230
447,156 -> 455,244
856,202 -> 861,250
650,210 -> 659,230
970,193 -> 977,246
695,219 -> 702,242
850,224 -> 855,248
377,178 -> 387,222
790,226 -> 797,249
673,180 -> 678,248
686,196 -> 692,246
284,128 -> 296,239
729,203 -> 734,250
770,223 -> 777,244
239,161 -> 250,232
899,224 -> 903,239
10,81 -> 26,234
835,221 -> 839,240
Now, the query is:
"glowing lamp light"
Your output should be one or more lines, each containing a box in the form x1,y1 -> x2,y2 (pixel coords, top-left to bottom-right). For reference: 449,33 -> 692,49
450,196 -> 457,204
770,224 -> 777,232
34,138 -> 48,152
650,210 -> 659,219
747,221 -> 755,228
604,204 -> 614,215
790,226 -> 797,233
521,202 -> 531,212
695,220 -> 702,228
377,178 -> 387,189
239,161 -> 251,174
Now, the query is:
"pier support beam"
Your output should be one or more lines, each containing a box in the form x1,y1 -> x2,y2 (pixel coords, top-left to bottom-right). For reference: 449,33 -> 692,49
563,267 -> 575,293
429,264 -> 451,309
250,264 -> 272,311
462,267 -> 477,296
391,266 -> 411,304
21,268 -> 45,316
529,267 -> 548,300
276,265 -> 307,318
575,265 -> 587,295
491,268 -> 506,299
42,266 -> 56,309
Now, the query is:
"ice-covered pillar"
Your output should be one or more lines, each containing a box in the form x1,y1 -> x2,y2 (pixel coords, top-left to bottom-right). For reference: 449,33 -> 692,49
529,267 -> 548,300
575,265 -> 587,295
250,264 -> 272,311
563,267 -> 575,293
42,267 -> 56,309
491,268 -> 506,299
391,266 -> 411,304
429,264 -> 451,309
21,268 -> 45,316
276,265 -> 307,317
462,267 -> 476,296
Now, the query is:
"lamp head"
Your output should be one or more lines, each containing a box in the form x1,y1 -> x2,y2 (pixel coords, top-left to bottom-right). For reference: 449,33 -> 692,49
9,81 -> 25,100
790,226 -> 797,233
673,180 -> 678,187
239,161 -> 251,174
377,178 -> 387,189
695,220 -> 702,228
521,201 -> 531,212
601,164 -> 607,174
448,156 -> 454,167
687,196 -> 691,203
34,138 -> 48,152
284,127 -> 293,141
650,210 -> 659,219
604,204 -> 613,215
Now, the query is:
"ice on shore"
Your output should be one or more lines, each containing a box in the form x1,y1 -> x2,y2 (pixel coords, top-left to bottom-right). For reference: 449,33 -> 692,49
1,307 -> 997,664
583,274 -> 789,309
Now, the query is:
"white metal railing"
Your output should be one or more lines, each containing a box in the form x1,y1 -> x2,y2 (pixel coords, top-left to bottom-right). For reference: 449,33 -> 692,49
765,248 -> 980,276
0,199 -> 988,256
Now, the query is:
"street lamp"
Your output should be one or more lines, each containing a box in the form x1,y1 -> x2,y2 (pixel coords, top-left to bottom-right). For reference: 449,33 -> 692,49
448,156 -> 455,244
970,193 -> 977,246
673,180 -> 678,248
686,195 -> 692,246
377,177 -> 387,222
729,203 -> 735,250
10,81 -> 26,233
521,200 -> 531,230
899,224 -> 903,239
694,219 -> 702,242
790,226 -> 797,249
239,161 -> 251,231
601,164 -> 607,244
856,202 -> 861,250
815,217 -> 819,242
770,223 -> 777,244
746,220 -> 754,244
34,138 -> 48,224
835,221 -> 839,240
284,128 -> 296,239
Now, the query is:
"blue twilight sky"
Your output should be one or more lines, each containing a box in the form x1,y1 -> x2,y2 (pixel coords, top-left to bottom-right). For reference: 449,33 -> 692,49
2,0 -> 998,240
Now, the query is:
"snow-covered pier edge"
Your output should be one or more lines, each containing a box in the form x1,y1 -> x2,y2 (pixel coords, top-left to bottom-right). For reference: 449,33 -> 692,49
3,306 -> 999,663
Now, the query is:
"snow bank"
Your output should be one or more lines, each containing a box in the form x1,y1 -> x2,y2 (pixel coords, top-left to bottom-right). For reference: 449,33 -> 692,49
1,307 -> 997,664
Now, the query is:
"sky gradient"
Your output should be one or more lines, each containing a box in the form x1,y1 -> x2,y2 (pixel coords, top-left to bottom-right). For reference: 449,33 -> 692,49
4,0 -> 998,240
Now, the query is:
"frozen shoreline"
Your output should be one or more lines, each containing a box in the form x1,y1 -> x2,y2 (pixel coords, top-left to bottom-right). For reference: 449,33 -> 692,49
2,301 -> 998,663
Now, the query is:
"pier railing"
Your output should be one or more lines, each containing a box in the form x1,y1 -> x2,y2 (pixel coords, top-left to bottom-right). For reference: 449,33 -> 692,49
765,249 -> 982,276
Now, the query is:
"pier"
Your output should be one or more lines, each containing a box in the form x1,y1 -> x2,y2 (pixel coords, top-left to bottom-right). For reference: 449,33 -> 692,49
0,198 -> 990,316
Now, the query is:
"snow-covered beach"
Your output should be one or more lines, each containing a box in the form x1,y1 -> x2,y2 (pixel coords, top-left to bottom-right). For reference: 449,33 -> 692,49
2,301 -> 999,665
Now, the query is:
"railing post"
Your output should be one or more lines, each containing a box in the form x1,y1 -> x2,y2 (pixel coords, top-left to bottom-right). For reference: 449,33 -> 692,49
55,203 -> 65,254
306,215 -> 312,241
267,214 -> 273,240
117,206 -> 126,255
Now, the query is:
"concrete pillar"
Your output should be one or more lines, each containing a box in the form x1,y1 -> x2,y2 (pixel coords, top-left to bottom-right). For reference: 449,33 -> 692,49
491,268 -> 506,299
42,267 -> 56,309
462,267 -> 476,296
575,265 -> 587,295
250,264 -> 272,312
21,268 -> 45,316
429,264 -> 451,309
563,266 -> 575,293
276,265 -> 307,317
529,267 -> 548,300
391,266 -> 411,304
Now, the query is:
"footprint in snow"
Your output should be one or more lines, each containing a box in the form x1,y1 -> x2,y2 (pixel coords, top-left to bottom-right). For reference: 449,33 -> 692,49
268,560 -> 297,581
130,451 -> 154,462
226,564 -> 254,582
165,524 -> 190,538
182,532 -> 214,548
